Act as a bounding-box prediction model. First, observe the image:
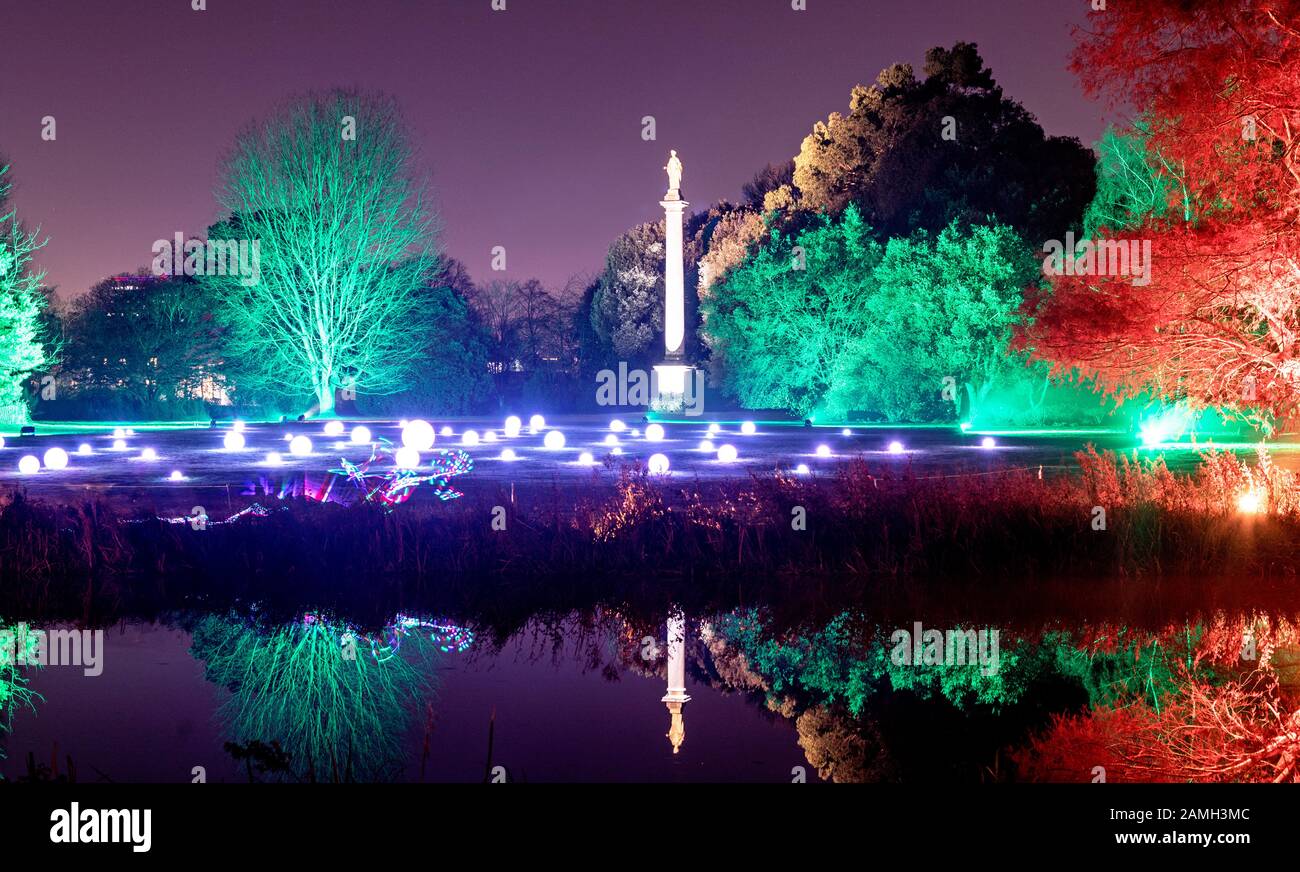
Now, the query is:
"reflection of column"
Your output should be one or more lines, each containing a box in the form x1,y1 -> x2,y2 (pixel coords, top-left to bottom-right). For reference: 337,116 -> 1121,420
662,612 -> 691,754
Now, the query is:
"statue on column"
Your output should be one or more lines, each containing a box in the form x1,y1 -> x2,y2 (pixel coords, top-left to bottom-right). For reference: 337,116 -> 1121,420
665,150 -> 683,197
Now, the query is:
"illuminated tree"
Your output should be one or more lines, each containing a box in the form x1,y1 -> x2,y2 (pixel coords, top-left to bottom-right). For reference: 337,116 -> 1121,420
0,620 -> 42,763
207,90 -> 440,415
1018,2 -> 1300,427
0,162 -> 50,426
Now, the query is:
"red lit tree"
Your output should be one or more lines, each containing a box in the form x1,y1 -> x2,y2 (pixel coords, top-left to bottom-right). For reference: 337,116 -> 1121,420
1017,2 -> 1300,428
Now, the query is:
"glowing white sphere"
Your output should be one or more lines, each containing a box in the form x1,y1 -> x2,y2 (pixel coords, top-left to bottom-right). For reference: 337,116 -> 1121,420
544,430 -> 566,450
223,431 -> 246,451
403,419 -> 436,451
578,451 -> 594,465
140,448 -> 158,461
611,447 -> 624,455
609,419 -> 626,432
529,414 -> 546,433
289,436 -> 312,456
112,439 -> 127,451
350,425 -> 372,445
483,430 -> 497,443
645,423 -> 665,442
265,452 -> 283,466
77,443 -> 92,456
717,444 -> 738,463
631,429 -> 641,438
981,437 -> 996,450
888,440 -> 904,455
112,427 -> 126,438
842,428 -> 852,437
499,448 -> 518,461
43,447 -> 69,470
0,436 -> 4,448
232,420 -> 246,432
604,434 -> 620,446
647,453 -> 670,474
461,430 -> 480,447
740,421 -> 757,435
816,444 -> 832,458
125,428 -> 135,436
796,463 -> 810,475
699,439 -> 714,452
503,416 -> 522,437
169,470 -> 185,481
18,455 -> 40,474
707,423 -> 721,435
394,446 -> 421,470
323,420 -> 345,437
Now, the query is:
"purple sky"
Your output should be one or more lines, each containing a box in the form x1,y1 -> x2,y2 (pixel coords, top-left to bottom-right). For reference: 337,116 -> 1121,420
0,0 -> 1107,301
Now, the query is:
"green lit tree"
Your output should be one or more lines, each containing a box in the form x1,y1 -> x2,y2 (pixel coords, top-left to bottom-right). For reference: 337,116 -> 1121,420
0,162 -> 50,426
206,90 -> 440,416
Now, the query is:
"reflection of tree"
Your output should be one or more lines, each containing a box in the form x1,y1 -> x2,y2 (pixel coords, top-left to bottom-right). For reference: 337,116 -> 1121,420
796,706 -> 894,784
189,614 -> 437,781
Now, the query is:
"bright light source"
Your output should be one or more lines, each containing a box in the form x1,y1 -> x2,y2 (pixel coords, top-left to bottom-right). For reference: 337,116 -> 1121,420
611,447 -> 624,455
289,436 -> 312,457
499,448 -> 519,461
630,428 -> 641,438
604,434 -> 619,446
981,437 -> 996,450
461,430 -> 480,447
707,423 -> 720,435
18,455 -> 40,475
440,425 -> 454,437
112,439 -> 127,451
795,463 -> 810,475
645,423 -> 665,442
403,419 -> 436,451
483,430 -> 498,443
529,414 -> 546,433
350,426 -> 372,445
578,451 -> 594,465
77,443 -> 92,456
1237,490 -> 1264,514
265,452 -> 283,467
699,439 -> 714,452
503,416 -> 522,437
888,441 -> 904,455
841,428 -> 852,437
740,421 -> 757,435
610,419 -> 626,432
125,428 -> 135,436
815,444 -> 831,458
717,444 -> 738,462
232,420 -> 246,432
647,453 -> 670,474
394,447 -> 421,469
113,428 -> 126,439
223,431 -> 246,451
43,447 -> 69,470
140,448 -> 158,461
544,430 -> 565,450
323,420 -> 345,437
169,470 -> 185,481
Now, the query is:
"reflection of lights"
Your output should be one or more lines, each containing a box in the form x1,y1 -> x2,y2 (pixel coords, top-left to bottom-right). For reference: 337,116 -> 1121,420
795,463 -> 810,475
350,425 -> 372,445
981,437 -> 996,449
394,447 -> 421,470
544,430 -> 565,449
645,423 -> 665,441
529,414 -> 546,433
77,443 -> 92,456
578,451 -> 594,465
610,419 -> 626,432
699,439 -> 714,452
888,440 -> 904,455
140,448 -> 158,461
740,421 -> 757,435
18,455 -> 40,474
265,452 -> 283,467
503,416 -> 522,437
112,439 -> 127,451
169,470 -> 185,481
404,419 -> 435,450
648,453 -> 670,474
289,436 -> 312,456
604,434 -> 619,446
1237,489 -> 1264,514
223,431 -> 246,451
461,429 -> 480,447
43,447 -> 69,470
815,444 -> 831,458
499,448 -> 518,461
323,420 -> 345,437
717,444 -> 738,462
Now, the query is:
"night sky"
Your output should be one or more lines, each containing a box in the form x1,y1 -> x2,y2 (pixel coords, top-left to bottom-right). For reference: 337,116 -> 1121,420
0,0 -> 1105,301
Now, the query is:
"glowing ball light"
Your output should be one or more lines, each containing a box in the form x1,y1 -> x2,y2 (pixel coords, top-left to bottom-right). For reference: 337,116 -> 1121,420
645,423 -> 665,442
699,439 -> 714,452
169,470 -> 185,481
499,448 -> 518,461
112,439 -> 127,451
717,444 -> 738,463
265,452 -> 283,467
125,429 -> 135,436
289,436 -> 313,457
707,423 -> 720,435
350,425 -> 372,445
981,437 -> 996,450
796,463 -> 810,475
223,431 -> 246,451
283,433 -> 293,442
440,425 -> 454,437
503,416 -> 522,437
578,451 -> 594,465
888,440 -> 905,455
18,455 -> 40,475
140,448 -> 158,461
323,420 -> 345,437
232,420 -> 246,432
77,443 -> 92,456
483,430 -> 497,443
394,447 -> 421,470
461,430 -> 480,447
740,421 -> 757,435
544,430 -> 566,450
1238,489 -> 1263,515
43,447 -> 69,470
604,434 -> 620,446
403,419 -> 436,451
647,453 -> 670,474
529,414 -> 546,433
815,444 -> 832,458
611,447 -> 624,456
630,429 -> 641,438
113,428 -> 126,439
609,419 -> 626,432
842,428 -> 852,437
